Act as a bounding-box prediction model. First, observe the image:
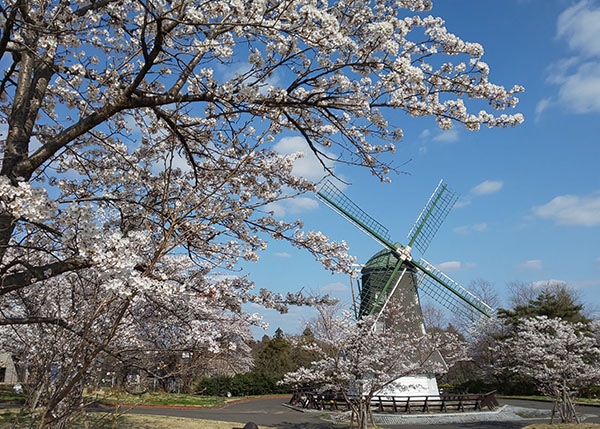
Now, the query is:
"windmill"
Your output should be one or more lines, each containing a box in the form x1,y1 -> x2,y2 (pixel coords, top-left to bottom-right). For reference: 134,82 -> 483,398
316,179 -> 494,397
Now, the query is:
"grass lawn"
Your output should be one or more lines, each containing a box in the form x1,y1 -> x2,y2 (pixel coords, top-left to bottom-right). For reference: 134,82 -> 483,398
87,390 -> 231,407
0,389 -> 273,428
0,409 -> 270,429
499,395 -> 600,407
523,425 -> 600,429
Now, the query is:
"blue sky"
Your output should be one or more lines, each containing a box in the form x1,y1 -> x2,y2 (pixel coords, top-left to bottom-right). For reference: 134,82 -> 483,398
244,0 -> 600,336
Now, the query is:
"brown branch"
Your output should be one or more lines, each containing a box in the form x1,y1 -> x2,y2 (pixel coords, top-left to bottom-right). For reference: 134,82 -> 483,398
0,256 -> 91,295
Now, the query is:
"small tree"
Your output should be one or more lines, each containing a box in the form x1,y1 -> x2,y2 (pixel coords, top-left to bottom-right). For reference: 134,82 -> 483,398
283,303 -> 465,429
494,316 -> 600,423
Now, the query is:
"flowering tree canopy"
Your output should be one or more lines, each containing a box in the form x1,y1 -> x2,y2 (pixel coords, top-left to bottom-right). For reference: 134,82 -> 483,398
0,0 -> 521,425
0,0 -> 523,294
283,303 -> 466,429
494,316 -> 600,423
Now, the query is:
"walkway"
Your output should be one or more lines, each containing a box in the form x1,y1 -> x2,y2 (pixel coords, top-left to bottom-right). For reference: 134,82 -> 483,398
124,396 -> 600,429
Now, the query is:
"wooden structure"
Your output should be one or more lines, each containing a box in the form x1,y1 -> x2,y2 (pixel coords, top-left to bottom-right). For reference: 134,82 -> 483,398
289,389 -> 499,414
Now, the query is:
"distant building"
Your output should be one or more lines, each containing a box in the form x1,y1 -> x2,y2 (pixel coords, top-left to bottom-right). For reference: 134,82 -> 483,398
0,351 -> 18,384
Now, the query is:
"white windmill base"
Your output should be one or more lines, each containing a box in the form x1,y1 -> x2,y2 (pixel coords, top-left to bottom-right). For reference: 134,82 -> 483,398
375,374 -> 440,399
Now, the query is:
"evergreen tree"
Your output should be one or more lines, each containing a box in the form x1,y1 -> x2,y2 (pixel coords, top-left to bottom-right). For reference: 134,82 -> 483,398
254,328 -> 294,379
498,284 -> 591,329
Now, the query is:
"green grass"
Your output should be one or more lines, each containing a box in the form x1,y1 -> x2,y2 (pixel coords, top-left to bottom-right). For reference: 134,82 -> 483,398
88,390 -> 230,407
523,424 -> 600,429
0,386 -> 275,409
499,394 -> 600,406
0,409 -> 269,429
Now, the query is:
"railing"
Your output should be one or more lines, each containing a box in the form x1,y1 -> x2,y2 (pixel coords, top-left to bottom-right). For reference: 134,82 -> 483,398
289,390 -> 499,413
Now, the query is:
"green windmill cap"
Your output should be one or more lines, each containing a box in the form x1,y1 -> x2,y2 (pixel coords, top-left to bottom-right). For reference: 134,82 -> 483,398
362,243 -> 406,271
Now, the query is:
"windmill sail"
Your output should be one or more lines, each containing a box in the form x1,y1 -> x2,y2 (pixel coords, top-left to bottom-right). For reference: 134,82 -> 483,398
316,179 -> 493,321
415,258 -> 493,319
407,180 -> 459,254
316,180 -> 396,251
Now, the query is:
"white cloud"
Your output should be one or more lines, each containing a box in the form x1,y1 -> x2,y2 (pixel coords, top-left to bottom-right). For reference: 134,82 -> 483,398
518,259 -> 543,270
265,201 -> 286,217
436,261 -> 463,272
265,136 -> 336,218
453,223 -> 487,234
549,1 -> 600,114
454,196 -> 472,208
557,1 -> 600,58
555,62 -> 600,113
320,281 -> 349,294
472,223 -> 488,232
432,129 -> 459,143
286,197 -> 319,214
456,180 -> 503,208
532,191 -> 600,226
531,279 -> 567,289
273,136 -> 332,181
535,97 -> 552,120
266,196 -> 319,218
419,129 -> 431,139
471,180 -> 504,196
274,252 -> 292,258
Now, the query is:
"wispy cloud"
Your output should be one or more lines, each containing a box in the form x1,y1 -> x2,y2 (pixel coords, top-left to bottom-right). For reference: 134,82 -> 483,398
557,1 -> 600,57
274,252 -> 292,258
320,281 -> 349,294
436,260 -> 475,272
266,136 -> 336,217
518,259 -> 543,270
535,98 -> 552,120
472,180 -> 504,196
546,1 -> 600,114
453,223 -> 488,234
532,191 -> 600,226
432,129 -> 460,143
456,180 -> 504,208
266,196 -> 319,218
273,136 -> 333,182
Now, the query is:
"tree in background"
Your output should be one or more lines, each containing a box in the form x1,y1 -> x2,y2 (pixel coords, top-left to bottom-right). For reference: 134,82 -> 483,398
494,316 -> 600,423
461,281 -> 598,396
499,282 -> 592,328
196,327 -> 319,396
0,0 -> 522,425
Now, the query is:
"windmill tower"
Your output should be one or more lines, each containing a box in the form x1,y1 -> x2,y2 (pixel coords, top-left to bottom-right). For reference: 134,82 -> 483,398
316,179 -> 493,397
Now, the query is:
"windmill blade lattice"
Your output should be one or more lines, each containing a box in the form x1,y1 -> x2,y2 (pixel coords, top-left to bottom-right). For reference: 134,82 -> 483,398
317,180 -> 396,250
415,258 -> 493,320
407,180 -> 459,254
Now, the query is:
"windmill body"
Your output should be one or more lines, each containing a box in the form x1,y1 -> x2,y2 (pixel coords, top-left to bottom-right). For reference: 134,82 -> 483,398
360,247 -> 423,335
360,247 -> 443,398
316,179 -> 493,398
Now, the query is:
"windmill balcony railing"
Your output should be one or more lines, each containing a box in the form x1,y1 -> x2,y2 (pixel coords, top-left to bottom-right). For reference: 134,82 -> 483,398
289,389 -> 499,414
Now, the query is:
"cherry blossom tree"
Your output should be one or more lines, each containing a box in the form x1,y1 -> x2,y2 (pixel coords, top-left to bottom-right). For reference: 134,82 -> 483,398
1,0 -> 522,425
494,316 -> 600,423
0,270 -> 258,427
282,303 -> 466,429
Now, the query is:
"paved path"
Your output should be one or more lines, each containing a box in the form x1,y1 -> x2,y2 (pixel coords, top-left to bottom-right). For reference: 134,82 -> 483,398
123,396 -> 600,428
